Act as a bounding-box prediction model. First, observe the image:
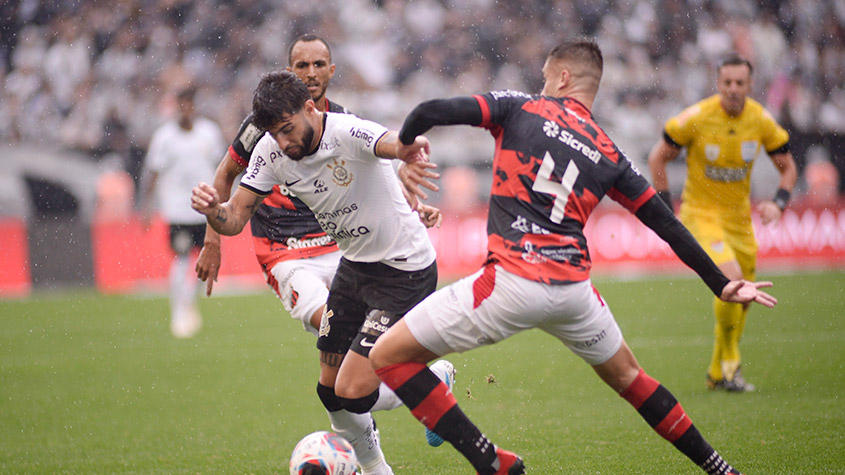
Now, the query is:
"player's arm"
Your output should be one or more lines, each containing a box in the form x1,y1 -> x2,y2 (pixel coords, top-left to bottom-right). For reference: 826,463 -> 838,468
635,194 -> 776,308
757,150 -> 798,225
139,170 -> 159,228
196,150 -> 247,295
192,183 -> 265,236
392,97 -> 483,201
646,134 -> 682,209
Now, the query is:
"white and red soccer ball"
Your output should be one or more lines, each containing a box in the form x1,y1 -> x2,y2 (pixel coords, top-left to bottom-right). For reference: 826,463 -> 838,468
289,431 -> 359,475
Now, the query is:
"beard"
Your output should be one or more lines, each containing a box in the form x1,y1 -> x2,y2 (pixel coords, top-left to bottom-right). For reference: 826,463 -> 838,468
285,122 -> 315,161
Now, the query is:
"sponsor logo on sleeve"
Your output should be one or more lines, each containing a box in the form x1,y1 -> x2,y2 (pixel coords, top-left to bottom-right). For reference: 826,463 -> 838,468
239,123 -> 263,151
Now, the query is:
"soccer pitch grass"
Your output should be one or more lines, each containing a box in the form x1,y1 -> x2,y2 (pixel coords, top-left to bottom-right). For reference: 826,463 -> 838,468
1,272 -> 843,474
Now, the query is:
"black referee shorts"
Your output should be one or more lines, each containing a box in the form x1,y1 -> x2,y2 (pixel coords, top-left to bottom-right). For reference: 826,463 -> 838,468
317,257 -> 437,355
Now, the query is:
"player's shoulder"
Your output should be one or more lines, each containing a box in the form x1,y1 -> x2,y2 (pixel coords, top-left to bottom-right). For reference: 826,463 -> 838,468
487,89 -> 534,100
327,99 -> 350,114
681,95 -> 717,121
483,89 -> 535,105
742,97 -> 777,122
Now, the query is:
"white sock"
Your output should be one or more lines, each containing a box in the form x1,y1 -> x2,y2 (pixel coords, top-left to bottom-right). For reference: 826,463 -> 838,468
370,383 -> 403,412
169,256 -> 190,319
327,410 -> 392,474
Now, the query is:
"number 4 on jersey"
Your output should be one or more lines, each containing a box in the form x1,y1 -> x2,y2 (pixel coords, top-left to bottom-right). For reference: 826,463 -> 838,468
532,151 -> 580,224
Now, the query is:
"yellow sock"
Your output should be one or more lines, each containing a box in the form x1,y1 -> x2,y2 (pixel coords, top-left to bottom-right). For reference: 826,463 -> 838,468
708,298 -> 745,381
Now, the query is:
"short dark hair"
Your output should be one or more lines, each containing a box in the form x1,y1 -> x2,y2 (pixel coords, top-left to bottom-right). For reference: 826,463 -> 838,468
288,34 -> 332,66
548,38 -> 603,76
252,70 -> 311,131
717,53 -> 753,76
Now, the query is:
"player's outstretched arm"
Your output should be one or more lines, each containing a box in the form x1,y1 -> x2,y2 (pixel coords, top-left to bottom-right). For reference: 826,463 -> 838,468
196,151 -> 247,296
192,183 -> 262,236
720,280 -> 777,308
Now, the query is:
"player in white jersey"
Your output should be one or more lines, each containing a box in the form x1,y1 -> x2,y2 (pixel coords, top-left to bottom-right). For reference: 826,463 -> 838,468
190,71 -> 437,475
142,86 -> 226,338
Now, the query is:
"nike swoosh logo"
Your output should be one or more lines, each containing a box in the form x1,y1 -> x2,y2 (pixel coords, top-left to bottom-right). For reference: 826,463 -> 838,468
359,339 -> 375,348
285,179 -> 302,186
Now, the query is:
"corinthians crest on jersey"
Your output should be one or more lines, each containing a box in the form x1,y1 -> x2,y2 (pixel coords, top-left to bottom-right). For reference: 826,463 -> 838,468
328,158 -> 354,186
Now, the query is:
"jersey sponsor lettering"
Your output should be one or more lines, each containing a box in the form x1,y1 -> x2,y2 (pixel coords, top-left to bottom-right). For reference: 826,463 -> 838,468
704,165 -> 749,182
349,126 -> 375,147
475,91 -> 652,284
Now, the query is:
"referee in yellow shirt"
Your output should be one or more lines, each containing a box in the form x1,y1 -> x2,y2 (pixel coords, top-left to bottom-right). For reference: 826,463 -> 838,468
647,53 -> 797,392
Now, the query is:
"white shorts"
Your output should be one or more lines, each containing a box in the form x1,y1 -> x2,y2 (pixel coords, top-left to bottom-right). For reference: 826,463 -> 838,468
404,264 -> 624,366
266,251 -> 342,335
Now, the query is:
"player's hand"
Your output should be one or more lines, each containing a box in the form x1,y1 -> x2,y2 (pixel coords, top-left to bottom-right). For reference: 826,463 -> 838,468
720,279 -> 778,308
757,200 -> 783,225
397,136 -> 430,164
399,161 -> 440,206
417,203 -> 443,228
196,242 -> 221,296
191,182 -> 220,215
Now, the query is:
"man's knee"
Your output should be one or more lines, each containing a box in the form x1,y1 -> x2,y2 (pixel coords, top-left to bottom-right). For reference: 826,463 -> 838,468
336,389 -> 380,414
316,382 -> 343,412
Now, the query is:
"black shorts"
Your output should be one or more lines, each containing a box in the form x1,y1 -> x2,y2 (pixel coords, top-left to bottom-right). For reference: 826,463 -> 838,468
169,224 -> 205,256
317,257 -> 437,355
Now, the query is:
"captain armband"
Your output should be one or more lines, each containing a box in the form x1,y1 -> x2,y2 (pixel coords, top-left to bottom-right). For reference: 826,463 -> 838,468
773,188 -> 791,211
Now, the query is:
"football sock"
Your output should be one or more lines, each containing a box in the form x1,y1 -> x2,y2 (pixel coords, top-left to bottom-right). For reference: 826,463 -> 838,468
169,256 -> 192,318
376,362 -> 498,474
621,369 -> 739,474
371,384 -> 403,412
710,299 -> 744,380
326,409 -> 385,470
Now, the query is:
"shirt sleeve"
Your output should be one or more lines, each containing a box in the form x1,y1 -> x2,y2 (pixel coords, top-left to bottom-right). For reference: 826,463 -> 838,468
238,138 -> 276,196
663,103 -> 701,148
229,113 -> 264,168
606,154 -> 657,214
760,107 -> 790,153
474,91 -> 527,130
343,116 -> 389,160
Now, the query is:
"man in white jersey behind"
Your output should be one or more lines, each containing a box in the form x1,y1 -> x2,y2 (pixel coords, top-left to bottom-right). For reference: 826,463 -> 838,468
142,85 -> 226,338
190,70 -> 438,475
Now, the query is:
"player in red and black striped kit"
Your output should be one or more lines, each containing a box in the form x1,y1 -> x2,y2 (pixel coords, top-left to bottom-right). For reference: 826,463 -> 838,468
369,39 -> 777,475
196,34 -> 346,334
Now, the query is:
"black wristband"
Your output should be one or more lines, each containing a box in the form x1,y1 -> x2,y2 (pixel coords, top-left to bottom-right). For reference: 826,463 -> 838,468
773,188 -> 791,211
657,190 -> 672,209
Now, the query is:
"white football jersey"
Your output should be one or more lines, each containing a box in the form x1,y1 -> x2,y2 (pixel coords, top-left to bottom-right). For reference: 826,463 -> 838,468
240,112 -> 436,271
145,117 -> 225,224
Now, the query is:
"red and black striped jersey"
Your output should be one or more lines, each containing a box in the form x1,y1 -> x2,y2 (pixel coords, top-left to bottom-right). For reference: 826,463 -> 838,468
474,91 -> 656,284
228,99 -> 349,260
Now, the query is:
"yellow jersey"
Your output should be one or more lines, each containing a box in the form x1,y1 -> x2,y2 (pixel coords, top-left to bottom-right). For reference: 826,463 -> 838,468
664,95 -> 789,215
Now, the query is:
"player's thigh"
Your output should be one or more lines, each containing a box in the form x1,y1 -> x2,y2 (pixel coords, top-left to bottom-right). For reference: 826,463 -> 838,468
318,262 -> 369,355
539,280 -> 624,366
724,218 -> 758,280
267,252 -> 340,332
680,209 -> 737,266
404,265 -> 545,357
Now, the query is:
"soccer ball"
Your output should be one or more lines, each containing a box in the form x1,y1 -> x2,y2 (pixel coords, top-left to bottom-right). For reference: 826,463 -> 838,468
289,431 -> 360,475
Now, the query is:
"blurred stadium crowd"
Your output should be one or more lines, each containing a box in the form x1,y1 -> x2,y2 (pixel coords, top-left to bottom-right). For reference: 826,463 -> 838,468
1,0 -> 843,194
